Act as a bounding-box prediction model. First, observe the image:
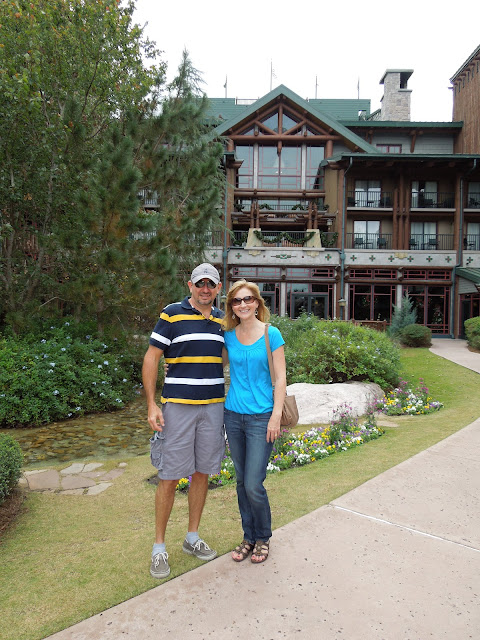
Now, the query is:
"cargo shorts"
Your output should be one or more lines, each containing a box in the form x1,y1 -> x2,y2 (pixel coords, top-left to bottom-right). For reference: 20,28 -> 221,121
150,402 -> 225,480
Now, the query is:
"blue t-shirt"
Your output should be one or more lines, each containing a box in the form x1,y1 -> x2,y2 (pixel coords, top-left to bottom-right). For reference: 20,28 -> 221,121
224,325 -> 285,415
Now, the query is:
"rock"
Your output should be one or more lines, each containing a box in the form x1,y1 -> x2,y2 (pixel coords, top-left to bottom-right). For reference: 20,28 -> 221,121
83,462 -> 104,472
61,463 -> 85,475
26,469 -> 60,491
61,475 -> 96,490
86,483 -> 112,495
286,381 -> 384,425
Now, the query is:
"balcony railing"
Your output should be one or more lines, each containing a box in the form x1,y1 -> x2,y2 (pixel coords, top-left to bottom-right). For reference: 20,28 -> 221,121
464,234 -> 480,250
411,192 -> 455,208
409,234 -> 454,250
138,189 -> 159,207
347,191 -> 393,208
347,233 -> 392,250
467,193 -> 480,209
231,230 -> 318,247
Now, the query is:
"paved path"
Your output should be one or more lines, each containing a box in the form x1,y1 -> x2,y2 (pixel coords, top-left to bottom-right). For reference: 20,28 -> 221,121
45,340 -> 480,640
429,337 -> 480,374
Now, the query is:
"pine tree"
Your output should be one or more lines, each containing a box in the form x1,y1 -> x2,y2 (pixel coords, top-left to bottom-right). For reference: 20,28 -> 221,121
388,295 -> 417,336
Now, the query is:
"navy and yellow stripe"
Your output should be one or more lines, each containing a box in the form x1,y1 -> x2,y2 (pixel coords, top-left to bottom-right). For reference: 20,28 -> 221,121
149,296 -> 225,404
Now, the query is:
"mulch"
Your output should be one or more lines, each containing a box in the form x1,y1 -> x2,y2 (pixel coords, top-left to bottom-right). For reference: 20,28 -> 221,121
0,488 -> 27,538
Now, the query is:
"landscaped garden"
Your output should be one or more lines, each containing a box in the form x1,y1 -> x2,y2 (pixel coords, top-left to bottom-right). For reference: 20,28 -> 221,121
1,340 -> 478,640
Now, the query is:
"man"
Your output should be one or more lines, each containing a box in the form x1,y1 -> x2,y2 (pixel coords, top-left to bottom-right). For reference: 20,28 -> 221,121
142,263 -> 225,579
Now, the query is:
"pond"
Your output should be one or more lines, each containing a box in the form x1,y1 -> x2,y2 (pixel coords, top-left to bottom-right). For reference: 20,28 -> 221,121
2,393 -> 150,467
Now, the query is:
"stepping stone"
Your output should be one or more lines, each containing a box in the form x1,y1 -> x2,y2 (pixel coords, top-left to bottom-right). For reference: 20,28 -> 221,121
26,470 -> 60,491
83,463 -> 104,472
61,475 -> 96,490
61,463 -> 85,475
86,483 -> 112,495
99,468 -> 124,481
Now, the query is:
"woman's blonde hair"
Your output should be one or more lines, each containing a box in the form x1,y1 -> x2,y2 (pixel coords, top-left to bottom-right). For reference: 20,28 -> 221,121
224,279 -> 270,331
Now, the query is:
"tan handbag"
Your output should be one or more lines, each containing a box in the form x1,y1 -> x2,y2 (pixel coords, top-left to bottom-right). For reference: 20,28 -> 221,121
264,324 -> 299,428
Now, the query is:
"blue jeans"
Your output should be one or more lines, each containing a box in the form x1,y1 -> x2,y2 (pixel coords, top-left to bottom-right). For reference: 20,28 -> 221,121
224,408 -> 274,543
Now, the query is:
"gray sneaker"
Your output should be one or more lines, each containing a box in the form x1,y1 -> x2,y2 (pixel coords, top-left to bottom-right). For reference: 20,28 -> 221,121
182,538 -> 217,561
150,551 -> 170,579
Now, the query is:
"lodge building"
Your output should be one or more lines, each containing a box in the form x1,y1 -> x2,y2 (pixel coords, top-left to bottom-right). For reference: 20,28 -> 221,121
179,49 -> 480,336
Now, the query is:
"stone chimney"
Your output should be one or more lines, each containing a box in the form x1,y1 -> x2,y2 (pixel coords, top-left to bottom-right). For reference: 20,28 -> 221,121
380,69 -> 413,121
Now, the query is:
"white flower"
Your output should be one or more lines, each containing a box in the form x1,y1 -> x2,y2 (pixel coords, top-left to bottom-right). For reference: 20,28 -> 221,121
103,360 -> 109,365
53,390 -> 59,395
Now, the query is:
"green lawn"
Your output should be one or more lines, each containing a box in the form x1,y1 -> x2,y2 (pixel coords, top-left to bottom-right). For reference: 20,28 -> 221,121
0,348 -> 478,640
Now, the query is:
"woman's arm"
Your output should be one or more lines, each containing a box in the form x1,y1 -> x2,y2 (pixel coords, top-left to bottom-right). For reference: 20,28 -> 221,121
222,346 -> 229,367
266,345 -> 287,442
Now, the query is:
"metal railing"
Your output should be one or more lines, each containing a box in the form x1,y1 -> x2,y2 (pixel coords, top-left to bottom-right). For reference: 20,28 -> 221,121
408,234 -> 454,250
464,234 -> 480,250
347,191 -> 393,208
467,193 -> 480,208
347,233 -> 393,250
138,189 -> 159,207
411,192 -> 455,208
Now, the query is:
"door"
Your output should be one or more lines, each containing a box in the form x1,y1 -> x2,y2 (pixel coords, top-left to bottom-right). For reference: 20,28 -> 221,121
291,294 -> 328,319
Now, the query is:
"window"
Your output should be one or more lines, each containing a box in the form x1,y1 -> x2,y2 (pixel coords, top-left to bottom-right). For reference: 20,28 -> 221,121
468,182 -> 480,207
235,145 -> 254,188
258,146 -> 301,189
353,221 -> 380,248
412,181 -> 437,207
376,144 -> 402,153
410,222 -> 437,250
305,146 -> 325,189
349,284 -> 396,322
354,180 -> 381,207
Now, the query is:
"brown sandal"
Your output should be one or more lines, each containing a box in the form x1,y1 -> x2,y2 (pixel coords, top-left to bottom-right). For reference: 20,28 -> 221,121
251,540 -> 269,563
231,540 -> 254,562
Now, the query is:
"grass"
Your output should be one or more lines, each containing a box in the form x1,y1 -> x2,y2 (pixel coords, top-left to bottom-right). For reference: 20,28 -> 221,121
0,348 -> 478,640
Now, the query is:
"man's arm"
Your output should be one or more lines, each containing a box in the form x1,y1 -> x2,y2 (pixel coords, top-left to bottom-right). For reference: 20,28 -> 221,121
142,344 -> 165,431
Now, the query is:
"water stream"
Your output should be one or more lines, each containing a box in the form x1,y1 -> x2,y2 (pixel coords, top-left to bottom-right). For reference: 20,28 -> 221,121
2,393 -> 150,467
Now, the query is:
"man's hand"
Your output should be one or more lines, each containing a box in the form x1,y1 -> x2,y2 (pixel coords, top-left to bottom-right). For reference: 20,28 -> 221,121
148,403 -> 165,432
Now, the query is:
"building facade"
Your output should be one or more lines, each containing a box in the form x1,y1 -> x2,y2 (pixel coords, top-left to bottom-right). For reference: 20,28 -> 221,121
201,55 -> 480,337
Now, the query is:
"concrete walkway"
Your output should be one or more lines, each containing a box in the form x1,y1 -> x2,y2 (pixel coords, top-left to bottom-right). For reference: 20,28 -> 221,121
46,340 -> 480,640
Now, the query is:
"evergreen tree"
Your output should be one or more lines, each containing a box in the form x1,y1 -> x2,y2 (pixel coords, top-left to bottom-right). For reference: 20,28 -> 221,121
0,0 -> 162,331
388,295 -> 417,336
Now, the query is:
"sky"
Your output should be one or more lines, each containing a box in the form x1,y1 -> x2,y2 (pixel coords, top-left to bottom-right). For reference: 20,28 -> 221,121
132,0 -> 479,122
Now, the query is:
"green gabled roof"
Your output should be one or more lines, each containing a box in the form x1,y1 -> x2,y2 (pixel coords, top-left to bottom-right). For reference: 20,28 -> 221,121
212,85 -> 378,154
306,99 -> 371,120
206,98 -> 250,124
339,120 -> 463,128
456,268 -> 480,284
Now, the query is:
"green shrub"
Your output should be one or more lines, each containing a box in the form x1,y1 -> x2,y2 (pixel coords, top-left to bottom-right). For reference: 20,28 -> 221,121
464,316 -> 480,350
0,319 -> 144,428
398,324 -> 432,348
388,295 -> 417,336
269,315 -> 400,389
0,434 -> 23,504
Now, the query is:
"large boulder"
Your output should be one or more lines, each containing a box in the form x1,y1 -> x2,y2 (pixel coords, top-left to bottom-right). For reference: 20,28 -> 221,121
286,381 -> 384,425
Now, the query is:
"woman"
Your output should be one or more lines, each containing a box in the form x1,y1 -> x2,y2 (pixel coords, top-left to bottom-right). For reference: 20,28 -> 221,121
223,279 -> 286,564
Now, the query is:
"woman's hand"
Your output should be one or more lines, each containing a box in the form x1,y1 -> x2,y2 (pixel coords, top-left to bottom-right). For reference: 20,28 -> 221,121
266,414 -> 281,442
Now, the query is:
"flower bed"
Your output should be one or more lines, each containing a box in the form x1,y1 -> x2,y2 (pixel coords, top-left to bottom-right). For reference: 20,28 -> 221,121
176,404 -> 385,491
377,378 -> 443,416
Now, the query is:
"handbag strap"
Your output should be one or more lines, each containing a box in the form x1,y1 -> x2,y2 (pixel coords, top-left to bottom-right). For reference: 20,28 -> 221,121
264,323 -> 276,388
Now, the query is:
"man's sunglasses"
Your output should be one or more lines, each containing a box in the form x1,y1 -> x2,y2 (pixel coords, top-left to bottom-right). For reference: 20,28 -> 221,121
194,279 -> 217,289
231,295 -> 257,306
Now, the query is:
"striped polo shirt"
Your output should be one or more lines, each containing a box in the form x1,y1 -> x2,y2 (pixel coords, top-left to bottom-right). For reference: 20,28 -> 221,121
149,297 -> 225,404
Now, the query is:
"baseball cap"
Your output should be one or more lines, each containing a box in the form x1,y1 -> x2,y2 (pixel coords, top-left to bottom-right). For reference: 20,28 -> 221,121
190,263 -> 220,285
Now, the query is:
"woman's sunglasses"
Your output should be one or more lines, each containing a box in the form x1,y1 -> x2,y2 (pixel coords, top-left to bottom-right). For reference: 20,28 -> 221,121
194,279 -> 217,289
231,295 -> 257,306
